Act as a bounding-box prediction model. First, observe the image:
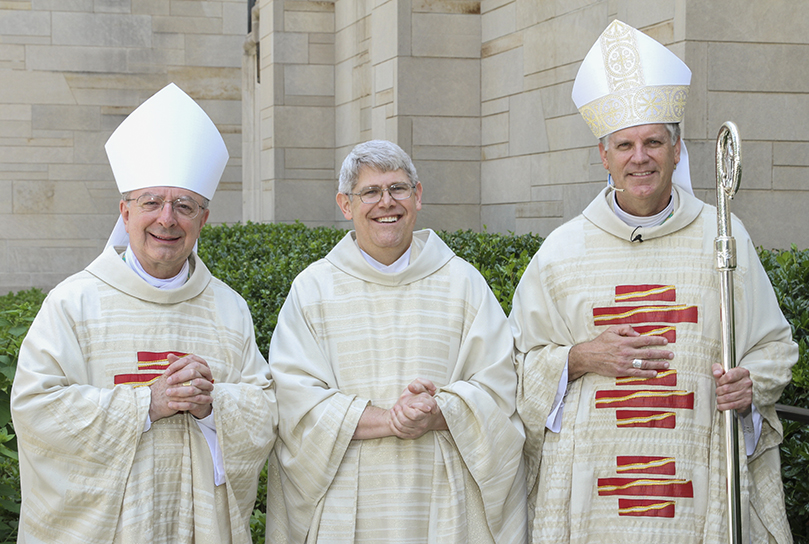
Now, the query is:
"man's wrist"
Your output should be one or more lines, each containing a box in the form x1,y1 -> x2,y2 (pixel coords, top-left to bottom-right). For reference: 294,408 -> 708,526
353,405 -> 394,440
567,344 -> 588,381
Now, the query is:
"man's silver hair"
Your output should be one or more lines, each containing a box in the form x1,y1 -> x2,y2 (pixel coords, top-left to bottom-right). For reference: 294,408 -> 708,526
600,122 -> 680,150
338,140 -> 419,195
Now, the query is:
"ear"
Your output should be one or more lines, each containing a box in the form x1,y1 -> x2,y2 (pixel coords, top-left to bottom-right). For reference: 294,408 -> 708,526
119,199 -> 131,232
198,207 -> 210,230
414,182 -> 423,211
336,193 -> 353,220
673,137 -> 682,166
598,142 -> 609,170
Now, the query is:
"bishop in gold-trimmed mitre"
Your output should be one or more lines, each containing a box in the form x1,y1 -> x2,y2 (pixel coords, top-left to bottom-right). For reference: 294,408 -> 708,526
572,19 -> 693,193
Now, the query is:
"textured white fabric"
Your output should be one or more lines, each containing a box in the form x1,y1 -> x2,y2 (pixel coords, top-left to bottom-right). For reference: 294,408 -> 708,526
511,186 -> 796,543
124,244 -> 189,289
612,188 -> 676,228
572,20 -> 691,137
359,245 -> 411,273
12,247 -> 277,544
266,229 -> 527,543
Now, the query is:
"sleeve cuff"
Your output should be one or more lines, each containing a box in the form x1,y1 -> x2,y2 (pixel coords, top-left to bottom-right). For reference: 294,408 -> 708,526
546,360 -> 569,432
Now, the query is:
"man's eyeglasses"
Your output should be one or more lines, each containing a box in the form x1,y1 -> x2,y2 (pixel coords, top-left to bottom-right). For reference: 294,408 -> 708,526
345,183 -> 415,204
124,193 -> 206,219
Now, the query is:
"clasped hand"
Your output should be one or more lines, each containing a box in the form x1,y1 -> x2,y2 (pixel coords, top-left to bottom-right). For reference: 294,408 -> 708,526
389,378 -> 448,440
149,353 -> 214,422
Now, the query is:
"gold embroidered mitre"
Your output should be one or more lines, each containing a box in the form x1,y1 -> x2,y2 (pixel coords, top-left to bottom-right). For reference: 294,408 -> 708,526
572,20 -> 691,139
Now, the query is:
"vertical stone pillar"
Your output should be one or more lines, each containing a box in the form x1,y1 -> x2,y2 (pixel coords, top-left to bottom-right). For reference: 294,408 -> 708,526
243,4 -> 266,222
254,0 -> 337,226
396,0 -> 482,231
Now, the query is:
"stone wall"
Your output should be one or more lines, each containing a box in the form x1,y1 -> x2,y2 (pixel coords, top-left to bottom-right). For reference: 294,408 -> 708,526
4,0 -> 808,295
247,0 -> 809,251
246,0 -> 483,231
478,0 -> 809,250
0,0 -> 246,294
684,0 -> 809,250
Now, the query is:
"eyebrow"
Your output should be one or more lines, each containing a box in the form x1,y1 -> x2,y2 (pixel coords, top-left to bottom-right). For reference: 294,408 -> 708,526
362,181 -> 411,187
613,137 -> 665,146
138,192 -> 195,199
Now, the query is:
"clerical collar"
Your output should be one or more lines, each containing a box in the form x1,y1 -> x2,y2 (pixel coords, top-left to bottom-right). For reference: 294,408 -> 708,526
611,190 -> 677,228
123,245 -> 190,289
360,246 -> 412,274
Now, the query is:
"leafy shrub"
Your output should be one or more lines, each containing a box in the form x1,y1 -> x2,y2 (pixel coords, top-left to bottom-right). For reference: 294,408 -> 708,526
0,288 -> 46,543
1,225 -> 809,543
198,222 -> 346,355
439,229 -> 542,315
760,246 -> 809,542
198,224 -> 543,355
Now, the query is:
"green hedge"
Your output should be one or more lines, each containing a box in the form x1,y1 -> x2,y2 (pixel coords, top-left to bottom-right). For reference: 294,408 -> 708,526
1,224 -> 808,543
760,247 -> 809,540
199,222 -> 347,354
198,224 -> 543,355
0,288 -> 46,543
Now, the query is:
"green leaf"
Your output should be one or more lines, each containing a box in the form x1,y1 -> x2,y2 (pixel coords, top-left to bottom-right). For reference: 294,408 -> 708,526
6,328 -> 26,339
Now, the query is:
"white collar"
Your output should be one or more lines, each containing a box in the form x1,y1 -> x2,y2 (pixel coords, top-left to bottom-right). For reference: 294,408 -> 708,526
359,246 -> 412,274
124,245 -> 190,289
611,190 -> 678,228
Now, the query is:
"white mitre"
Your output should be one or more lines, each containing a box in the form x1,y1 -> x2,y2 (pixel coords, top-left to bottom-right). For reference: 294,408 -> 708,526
572,19 -> 693,193
104,83 -> 229,248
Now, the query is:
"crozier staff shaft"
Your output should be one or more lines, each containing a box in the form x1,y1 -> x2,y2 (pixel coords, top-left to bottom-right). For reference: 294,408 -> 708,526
715,121 -> 743,544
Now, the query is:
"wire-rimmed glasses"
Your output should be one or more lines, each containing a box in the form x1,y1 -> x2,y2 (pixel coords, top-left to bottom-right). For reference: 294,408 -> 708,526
124,193 -> 206,219
345,183 -> 415,204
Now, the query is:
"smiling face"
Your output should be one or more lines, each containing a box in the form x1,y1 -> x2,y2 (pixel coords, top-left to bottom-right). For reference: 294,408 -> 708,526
120,186 -> 209,279
599,123 -> 681,217
336,167 -> 422,265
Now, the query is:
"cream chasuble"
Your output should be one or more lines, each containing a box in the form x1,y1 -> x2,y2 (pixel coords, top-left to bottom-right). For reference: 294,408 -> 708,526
266,229 -> 527,543
510,186 -> 796,543
12,247 -> 277,544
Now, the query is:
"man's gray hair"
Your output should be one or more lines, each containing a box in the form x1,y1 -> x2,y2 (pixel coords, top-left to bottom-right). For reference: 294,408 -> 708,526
338,140 -> 419,195
600,122 -> 680,150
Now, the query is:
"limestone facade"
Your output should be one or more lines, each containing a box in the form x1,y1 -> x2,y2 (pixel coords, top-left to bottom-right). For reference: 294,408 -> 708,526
0,0 -> 246,294
3,0 -> 809,295
245,0 -> 809,251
